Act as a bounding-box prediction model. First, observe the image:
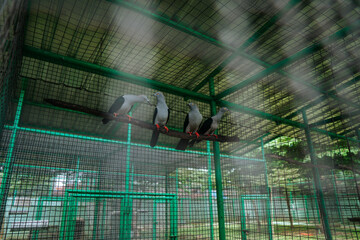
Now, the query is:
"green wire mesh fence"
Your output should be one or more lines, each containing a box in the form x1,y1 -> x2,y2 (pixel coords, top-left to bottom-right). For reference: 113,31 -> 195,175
1,0 -> 360,239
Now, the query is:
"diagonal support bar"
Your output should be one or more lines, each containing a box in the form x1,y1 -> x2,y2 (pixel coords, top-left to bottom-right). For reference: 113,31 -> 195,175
106,0 -> 234,51
192,0 -> 302,93
215,20 -> 360,99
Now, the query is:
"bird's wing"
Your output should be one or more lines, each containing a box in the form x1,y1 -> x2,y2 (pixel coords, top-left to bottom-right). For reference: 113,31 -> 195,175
108,96 -> 125,113
198,118 -> 213,134
166,108 -> 170,124
183,114 -> 189,132
152,108 -> 158,124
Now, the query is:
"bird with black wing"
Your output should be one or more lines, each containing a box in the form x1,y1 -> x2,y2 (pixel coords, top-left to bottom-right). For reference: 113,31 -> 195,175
150,92 -> 170,147
176,102 -> 203,150
188,107 -> 229,147
102,94 -> 151,124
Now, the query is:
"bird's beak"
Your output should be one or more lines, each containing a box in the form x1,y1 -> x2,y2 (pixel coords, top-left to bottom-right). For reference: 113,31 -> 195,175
147,99 -> 152,105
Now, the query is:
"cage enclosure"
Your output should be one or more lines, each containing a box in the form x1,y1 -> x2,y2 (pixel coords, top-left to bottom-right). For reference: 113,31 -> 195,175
0,0 -> 360,239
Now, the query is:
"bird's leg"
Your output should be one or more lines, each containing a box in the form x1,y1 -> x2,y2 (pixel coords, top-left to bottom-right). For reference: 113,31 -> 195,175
187,132 -> 193,136
194,132 -> 200,138
163,126 -> 169,132
113,113 -> 119,117
126,114 -> 133,122
155,124 -> 160,130
212,134 -> 218,139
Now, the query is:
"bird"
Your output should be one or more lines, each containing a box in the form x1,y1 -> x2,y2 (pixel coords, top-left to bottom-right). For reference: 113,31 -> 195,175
175,103 -> 203,150
188,107 -> 229,147
150,92 -> 170,147
102,94 -> 151,124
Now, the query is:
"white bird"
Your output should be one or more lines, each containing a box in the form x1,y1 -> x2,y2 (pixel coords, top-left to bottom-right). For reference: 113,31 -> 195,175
176,103 -> 203,150
188,107 -> 229,147
102,94 -> 150,124
150,92 -> 170,147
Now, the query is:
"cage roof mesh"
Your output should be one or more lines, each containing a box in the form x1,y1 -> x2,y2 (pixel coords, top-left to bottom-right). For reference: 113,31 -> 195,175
11,0 -> 360,155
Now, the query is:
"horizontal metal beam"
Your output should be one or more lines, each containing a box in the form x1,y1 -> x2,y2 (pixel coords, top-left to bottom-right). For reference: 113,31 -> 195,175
285,75 -> 360,120
23,47 -> 359,144
23,46 -> 213,103
192,0 -> 302,92
215,19 -> 360,99
106,0 -> 234,52
218,99 -> 360,143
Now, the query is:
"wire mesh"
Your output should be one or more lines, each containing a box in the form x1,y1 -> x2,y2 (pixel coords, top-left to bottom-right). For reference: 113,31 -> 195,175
1,0 -> 360,239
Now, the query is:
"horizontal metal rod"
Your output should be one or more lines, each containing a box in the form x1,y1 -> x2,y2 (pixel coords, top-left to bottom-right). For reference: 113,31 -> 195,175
215,20 -> 360,99
67,189 -> 176,197
218,100 -> 360,143
23,46 -> 213,103
5,125 -> 265,161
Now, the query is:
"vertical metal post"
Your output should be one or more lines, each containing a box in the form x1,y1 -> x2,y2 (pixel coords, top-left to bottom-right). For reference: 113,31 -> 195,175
174,169 -> 178,238
312,180 -> 321,223
120,113 -> 133,239
33,197 -> 43,240
302,110 -> 332,240
240,197 -> 247,240
261,138 -> 273,240
165,173 -> 169,239
207,141 -> 214,240
209,77 -> 226,240
331,170 -> 343,224
0,82 -> 26,232
101,200 -> 107,240
74,157 -> 80,190
304,195 -> 310,223
125,166 -> 135,239
153,200 -> 157,240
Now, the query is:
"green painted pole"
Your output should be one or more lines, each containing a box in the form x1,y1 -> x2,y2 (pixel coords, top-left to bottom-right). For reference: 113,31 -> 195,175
75,157 -> 80,190
0,84 -> 25,232
304,195 -> 310,223
302,110 -> 332,240
153,201 -> 157,240
33,197 -> 43,240
120,113 -> 133,239
174,169 -> 179,238
165,174 -> 169,239
331,170 -> 343,224
312,180 -> 321,223
240,197 -> 247,240
261,138 -> 273,240
209,78 -> 226,240
59,192 -> 69,240
126,166 -> 135,239
207,141 -> 214,240
101,200 -> 107,240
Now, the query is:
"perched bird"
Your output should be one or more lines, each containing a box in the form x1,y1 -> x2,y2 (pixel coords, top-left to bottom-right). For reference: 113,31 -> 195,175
188,107 -> 229,147
150,92 -> 170,147
102,94 -> 151,124
176,103 -> 203,150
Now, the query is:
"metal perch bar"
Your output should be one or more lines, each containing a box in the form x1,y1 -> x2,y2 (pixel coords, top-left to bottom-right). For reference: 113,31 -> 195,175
44,99 -> 240,143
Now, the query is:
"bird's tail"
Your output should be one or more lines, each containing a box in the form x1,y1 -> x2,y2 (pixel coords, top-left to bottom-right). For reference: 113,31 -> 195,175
150,130 -> 160,147
175,139 -> 189,151
188,139 -> 201,148
102,118 -> 110,124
